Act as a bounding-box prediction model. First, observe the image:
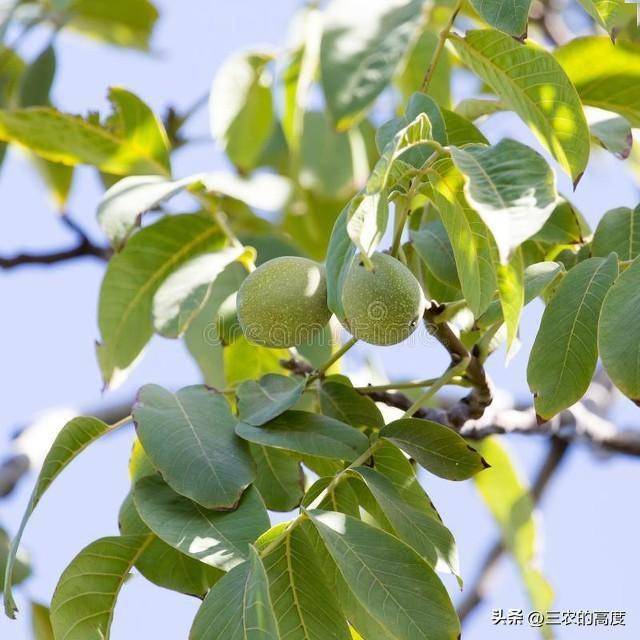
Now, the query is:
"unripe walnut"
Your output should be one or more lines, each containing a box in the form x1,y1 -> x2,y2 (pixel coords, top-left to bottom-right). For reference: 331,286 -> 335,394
237,256 -> 331,348
342,252 -> 425,346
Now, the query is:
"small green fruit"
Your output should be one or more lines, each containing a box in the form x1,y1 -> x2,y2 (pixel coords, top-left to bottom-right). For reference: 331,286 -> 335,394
342,252 -> 425,346
237,256 -> 331,348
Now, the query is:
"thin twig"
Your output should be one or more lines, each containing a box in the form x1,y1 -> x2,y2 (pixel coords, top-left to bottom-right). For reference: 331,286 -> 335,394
421,0 -> 462,92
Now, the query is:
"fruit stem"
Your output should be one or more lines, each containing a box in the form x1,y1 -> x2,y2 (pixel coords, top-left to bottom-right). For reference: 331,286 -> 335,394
420,0 -> 462,93
307,336 -> 358,385
401,356 -> 470,418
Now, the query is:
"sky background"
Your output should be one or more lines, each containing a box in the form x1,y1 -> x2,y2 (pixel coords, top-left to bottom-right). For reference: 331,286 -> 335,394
1,1 -> 639,638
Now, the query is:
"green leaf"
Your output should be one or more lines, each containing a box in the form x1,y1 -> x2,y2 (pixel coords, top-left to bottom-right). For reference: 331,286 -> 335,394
185,262 -> 246,387
0,528 -> 30,595
259,522 -> 351,639
497,248 -> 525,358
133,384 -> 254,508
367,113 -> 433,194
454,97 -> 504,122
592,205 -> 640,261
575,0 -> 624,36
64,0 -> 159,50
473,438 -> 554,617
30,602 -> 53,640
97,213 -> 224,387
319,379 -> 384,430
308,510 -> 460,640
223,337 -> 290,386
411,220 -> 460,289
321,0 -> 424,129
531,200 -> 588,245
469,0 -> 532,36
250,445 -> 304,511
302,476 -> 363,517
3,417 -> 112,618
133,475 -> 269,570
0,88 -> 169,176
423,159 -> 497,315
50,535 -> 153,640
191,547 -> 279,640
395,30 -> 450,108
18,45 -> 55,108
380,417 -> 490,480
118,492 -> 222,598
299,110 -> 355,198
210,51 -> 274,172
477,261 -> 563,328
346,191 -> 389,258
237,373 -> 305,426
555,36 -> 640,127
450,29 -> 589,181
587,109 -> 633,159
441,108 -> 489,146
347,467 -> 461,584
527,254 -> 618,420
236,411 -> 369,460
152,248 -> 247,338
326,202 -> 358,321
599,256 -> 640,401
450,139 -> 558,264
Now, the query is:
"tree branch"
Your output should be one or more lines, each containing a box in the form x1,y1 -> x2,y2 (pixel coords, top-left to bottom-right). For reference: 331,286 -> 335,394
457,437 -> 570,623
0,215 -> 111,270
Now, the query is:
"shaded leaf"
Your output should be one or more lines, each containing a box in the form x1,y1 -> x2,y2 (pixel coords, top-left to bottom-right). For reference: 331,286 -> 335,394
236,411 -> 369,460
441,108 -> 489,146
599,256 -> 640,401
319,379 -> 384,430
308,510 -> 460,640
450,29 -> 589,181
259,521 -> 351,639
133,384 -> 254,509
210,51 -> 274,172
321,0 -> 424,129
0,528 -> 30,595
97,214 -> 224,387
528,254 -> 618,420
381,417 -> 489,480
411,220 -> 460,289
576,0 -> 624,36
592,205 -> 640,261
119,492 -> 222,598
251,444 -> 304,511
450,139 -> 558,263
31,602 -> 53,640
469,0 -> 532,36
3,417 -> 112,618
190,547 -> 278,640
133,475 -> 269,570
346,191 -> 389,258
50,535 -> 153,640
531,200 -> 589,245
237,373 -> 305,426
587,108 -> 633,159
497,248 -> 525,359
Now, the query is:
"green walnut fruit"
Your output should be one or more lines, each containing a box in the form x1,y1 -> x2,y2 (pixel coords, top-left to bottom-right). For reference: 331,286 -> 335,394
342,252 -> 425,346
237,256 -> 331,348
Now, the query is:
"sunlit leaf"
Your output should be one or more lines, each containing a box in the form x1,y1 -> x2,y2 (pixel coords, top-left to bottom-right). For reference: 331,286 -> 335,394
321,0 -> 424,129
497,248 -> 525,358
210,51 -> 274,172
3,417 -> 112,618
411,220 -> 460,289
528,254 -> 618,420
50,535 -> 153,640
223,336 -> 289,386
575,0 -> 624,36
450,29 -> 589,181
30,602 -> 53,640
97,214 -> 224,387
133,384 -> 254,509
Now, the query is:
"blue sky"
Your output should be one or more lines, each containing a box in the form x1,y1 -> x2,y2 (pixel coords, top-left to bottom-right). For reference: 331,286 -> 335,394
1,1 -> 639,638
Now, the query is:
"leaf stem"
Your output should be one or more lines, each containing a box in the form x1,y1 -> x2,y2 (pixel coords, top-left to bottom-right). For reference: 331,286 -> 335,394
355,376 -> 468,392
390,199 -> 410,257
401,356 -> 470,418
420,0 -> 462,93
307,336 -> 358,385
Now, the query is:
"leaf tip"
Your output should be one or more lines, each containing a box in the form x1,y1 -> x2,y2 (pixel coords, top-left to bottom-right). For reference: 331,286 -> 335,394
572,172 -> 584,191
536,413 -> 548,426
